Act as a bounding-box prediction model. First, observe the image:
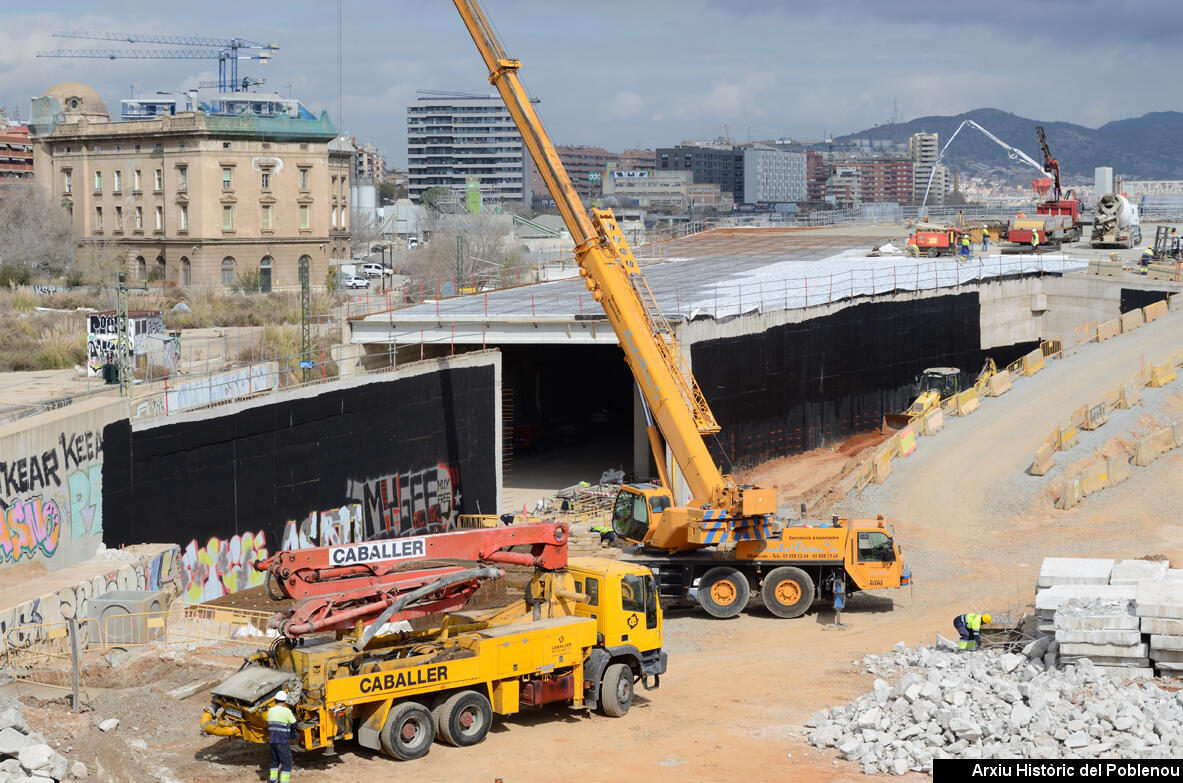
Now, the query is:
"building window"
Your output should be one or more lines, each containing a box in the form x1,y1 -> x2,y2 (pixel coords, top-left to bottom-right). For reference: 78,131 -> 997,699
222,168 -> 233,190
155,256 -> 166,281
261,204 -> 273,230
261,170 -> 271,190
135,206 -> 143,230
136,256 -> 147,280
299,204 -> 310,229
133,170 -> 142,192
181,257 -> 191,286
179,204 -> 188,231
223,206 -> 234,231
154,205 -> 163,230
178,166 -> 187,191
93,171 -> 102,192
221,257 -> 236,286
299,168 -> 309,189
63,170 -> 72,194
94,206 -> 102,231
330,207 -> 336,228
112,170 -> 121,192
115,205 -> 123,230
154,169 -> 163,191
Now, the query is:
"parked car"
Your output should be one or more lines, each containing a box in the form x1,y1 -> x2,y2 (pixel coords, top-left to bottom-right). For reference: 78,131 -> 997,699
344,275 -> 370,289
361,262 -> 393,277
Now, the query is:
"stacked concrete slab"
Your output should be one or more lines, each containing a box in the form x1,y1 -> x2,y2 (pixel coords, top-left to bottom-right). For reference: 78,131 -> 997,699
1036,557 -> 1115,592
1136,580 -> 1183,676
1054,597 -> 1148,670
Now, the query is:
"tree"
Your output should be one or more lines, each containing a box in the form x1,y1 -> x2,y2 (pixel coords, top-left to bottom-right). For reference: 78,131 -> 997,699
71,242 -> 126,287
419,186 -> 452,209
0,183 -> 76,280
350,210 -> 385,256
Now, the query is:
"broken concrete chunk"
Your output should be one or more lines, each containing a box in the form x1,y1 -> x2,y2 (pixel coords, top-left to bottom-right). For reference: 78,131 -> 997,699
97,719 -> 119,733
70,760 -> 89,779
0,728 -> 32,756
0,710 -> 28,737
17,744 -> 68,781
1022,636 -> 1051,659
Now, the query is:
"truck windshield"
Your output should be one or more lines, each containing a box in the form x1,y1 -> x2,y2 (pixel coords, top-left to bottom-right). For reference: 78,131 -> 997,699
857,531 -> 896,562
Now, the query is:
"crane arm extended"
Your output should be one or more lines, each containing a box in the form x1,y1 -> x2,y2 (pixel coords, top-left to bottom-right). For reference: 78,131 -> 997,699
920,119 -> 1045,208
1035,126 -> 1061,200
454,0 -> 732,507
51,31 -> 275,50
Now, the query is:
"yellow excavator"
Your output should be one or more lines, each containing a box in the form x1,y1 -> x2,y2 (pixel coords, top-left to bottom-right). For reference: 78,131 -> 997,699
456,0 -> 909,619
883,359 -> 997,429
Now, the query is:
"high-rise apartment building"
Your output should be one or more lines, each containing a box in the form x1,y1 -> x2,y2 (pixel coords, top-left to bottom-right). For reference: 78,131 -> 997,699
0,116 -> 33,181
656,145 -> 744,206
742,146 -> 806,204
30,82 -> 347,290
406,95 -> 530,204
835,158 -> 914,204
909,131 -> 946,206
352,140 -> 386,183
530,145 -> 618,202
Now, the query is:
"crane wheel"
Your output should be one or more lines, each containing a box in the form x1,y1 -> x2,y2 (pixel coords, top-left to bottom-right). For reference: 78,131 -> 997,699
600,662 -> 634,717
380,701 -> 435,760
697,567 -> 749,619
760,567 -> 815,619
433,690 -> 492,747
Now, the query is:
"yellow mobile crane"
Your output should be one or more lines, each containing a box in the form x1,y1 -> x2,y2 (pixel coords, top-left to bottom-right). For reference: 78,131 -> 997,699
455,0 -> 909,619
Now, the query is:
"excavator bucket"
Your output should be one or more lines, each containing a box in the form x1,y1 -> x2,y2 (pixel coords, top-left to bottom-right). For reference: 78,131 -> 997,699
882,413 -> 915,431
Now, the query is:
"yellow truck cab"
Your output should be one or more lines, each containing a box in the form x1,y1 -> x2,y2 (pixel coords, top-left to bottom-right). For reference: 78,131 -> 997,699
612,481 -> 910,619
201,558 -> 666,762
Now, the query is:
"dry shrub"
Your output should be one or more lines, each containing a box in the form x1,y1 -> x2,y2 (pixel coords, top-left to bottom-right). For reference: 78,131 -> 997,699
11,290 -> 37,313
35,320 -> 86,368
236,324 -> 339,387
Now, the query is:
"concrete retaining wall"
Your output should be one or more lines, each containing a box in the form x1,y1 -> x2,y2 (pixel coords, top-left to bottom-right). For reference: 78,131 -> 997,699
0,397 -> 127,572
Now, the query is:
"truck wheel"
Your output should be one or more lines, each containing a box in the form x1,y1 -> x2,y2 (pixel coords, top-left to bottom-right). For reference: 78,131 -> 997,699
434,690 -> 492,747
925,248 -> 938,258
600,662 -> 634,717
380,702 -> 435,760
698,567 -> 750,619
760,567 -> 815,619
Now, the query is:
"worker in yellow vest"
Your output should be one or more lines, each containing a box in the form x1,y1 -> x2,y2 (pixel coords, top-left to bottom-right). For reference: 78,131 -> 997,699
953,612 -> 991,651
266,691 -> 297,782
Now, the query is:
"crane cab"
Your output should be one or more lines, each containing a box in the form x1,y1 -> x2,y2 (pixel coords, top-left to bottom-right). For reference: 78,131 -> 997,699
611,484 -> 673,546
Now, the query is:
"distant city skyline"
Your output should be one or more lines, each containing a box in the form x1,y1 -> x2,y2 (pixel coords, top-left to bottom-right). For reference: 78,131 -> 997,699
2,0 -> 1178,168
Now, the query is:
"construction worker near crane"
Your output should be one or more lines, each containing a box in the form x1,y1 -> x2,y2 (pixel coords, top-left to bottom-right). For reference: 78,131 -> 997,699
953,612 -> 991,651
959,233 -> 971,259
1029,231 -> 1039,251
981,226 -> 990,251
590,520 -> 617,547
267,691 -> 297,782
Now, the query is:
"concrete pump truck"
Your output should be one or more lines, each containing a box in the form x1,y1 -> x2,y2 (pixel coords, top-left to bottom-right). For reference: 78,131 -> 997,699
454,0 -> 911,620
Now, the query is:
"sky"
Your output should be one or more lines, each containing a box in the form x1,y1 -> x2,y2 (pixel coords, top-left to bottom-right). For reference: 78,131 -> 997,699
1,0 -> 1178,167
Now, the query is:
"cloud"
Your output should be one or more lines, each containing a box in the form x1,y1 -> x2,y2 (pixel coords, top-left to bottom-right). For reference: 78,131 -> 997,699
600,90 -> 645,120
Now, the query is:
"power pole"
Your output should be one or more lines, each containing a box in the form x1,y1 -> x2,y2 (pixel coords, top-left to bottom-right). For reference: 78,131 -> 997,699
455,234 -> 465,290
116,275 -> 132,398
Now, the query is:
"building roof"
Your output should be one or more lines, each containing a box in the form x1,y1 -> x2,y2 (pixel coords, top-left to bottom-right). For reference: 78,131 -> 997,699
42,82 -> 109,120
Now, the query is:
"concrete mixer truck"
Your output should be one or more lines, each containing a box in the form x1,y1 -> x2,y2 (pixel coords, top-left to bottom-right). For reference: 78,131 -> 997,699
1091,194 -> 1141,249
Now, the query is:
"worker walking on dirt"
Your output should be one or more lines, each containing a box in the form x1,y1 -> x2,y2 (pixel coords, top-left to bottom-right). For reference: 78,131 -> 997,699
267,691 -> 297,782
959,234 -> 971,259
952,612 -> 991,651
980,227 -> 989,252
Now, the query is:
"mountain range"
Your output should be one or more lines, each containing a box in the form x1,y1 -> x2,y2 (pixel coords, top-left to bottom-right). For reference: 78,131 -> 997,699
839,108 -> 1183,181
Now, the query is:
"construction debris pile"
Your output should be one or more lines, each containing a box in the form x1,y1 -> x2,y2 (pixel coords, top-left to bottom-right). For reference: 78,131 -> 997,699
1034,557 -> 1183,676
0,700 -> 88,782
805,640 -> 1183,774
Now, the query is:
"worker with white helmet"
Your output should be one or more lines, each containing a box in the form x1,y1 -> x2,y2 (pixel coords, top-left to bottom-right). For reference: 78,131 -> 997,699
266,690 -> 297,782
953,612 -> 991,651
981,226 -> 990,252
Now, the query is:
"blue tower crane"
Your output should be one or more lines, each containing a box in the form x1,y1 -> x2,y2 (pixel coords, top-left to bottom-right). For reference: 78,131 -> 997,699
37,31 -> 279,94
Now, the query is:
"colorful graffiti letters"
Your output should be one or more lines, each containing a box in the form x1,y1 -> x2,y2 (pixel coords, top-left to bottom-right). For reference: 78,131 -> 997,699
280,504 -> 363,552
67,465 -> 102,537
347,464 -> 462,538
1,449 -> 60,497
0,497 -> 61,562
180,531 -> 268,603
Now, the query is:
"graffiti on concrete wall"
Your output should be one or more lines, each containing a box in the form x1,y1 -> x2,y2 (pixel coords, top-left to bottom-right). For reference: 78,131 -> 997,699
179,531 -> 269,603
86,311 -> 165,376
0,427 -> 105,568
0,545 -> 179,648
280,504 -> 363,552
347,464 -> 462,539
0,497 -> 61,563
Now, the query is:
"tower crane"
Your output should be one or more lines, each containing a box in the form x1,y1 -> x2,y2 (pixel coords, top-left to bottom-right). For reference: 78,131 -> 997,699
37,31 -> 278,94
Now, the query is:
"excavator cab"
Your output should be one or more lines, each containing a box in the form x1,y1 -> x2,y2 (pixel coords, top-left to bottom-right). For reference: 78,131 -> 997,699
611,484 -> 673,545
917,367 -> 960,399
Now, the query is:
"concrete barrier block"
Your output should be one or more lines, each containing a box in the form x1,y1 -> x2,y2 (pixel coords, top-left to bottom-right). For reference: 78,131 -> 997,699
986,370 -> 1012,397
1174,421 -> 1183,448
1119,383 -> 1142,409
1149,362 -> 1178,388
1107,456 -> 1132,487
1110,559 -> 1170,585
956,389 -> 980,416
872,447 -> 893,484
923,407 -> 943,435
1097,318 -> 1121,341
1133,439 -> 1159,467
1038,558 -> 1117,589
1121,308 -> 1145,333
1136,581 -> 1183,619
1058,424 -> 1079,451
1031,442 -> 1055,476
898,426 -> 917,456
1142,617 -> 1183,634
1023,349 -> 1046,376
1170,294 -> 1181,312
1144,300 -> 1168,323
1055,477 -> 1083,509
1083,402 -> 1108,430
1079,462 -> 1110,495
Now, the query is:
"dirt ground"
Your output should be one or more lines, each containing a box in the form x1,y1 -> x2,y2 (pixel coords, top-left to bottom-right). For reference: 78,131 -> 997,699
9,309 -> 1183,782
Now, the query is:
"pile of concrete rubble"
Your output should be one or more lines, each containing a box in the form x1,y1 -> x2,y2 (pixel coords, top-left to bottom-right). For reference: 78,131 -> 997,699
0,702 -> 87,783
805,640 -> 1183,775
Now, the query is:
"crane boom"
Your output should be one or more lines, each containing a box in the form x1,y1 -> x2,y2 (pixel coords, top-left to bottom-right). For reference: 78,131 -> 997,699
1035,125 -> 1061,201
920,119 -> 1044,208
454,0 -> 743,512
